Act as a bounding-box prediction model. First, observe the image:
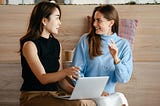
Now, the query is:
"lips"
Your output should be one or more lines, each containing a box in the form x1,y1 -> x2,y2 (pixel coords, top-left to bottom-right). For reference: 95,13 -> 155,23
95,27 -> 101,30
95,28 -> 101,32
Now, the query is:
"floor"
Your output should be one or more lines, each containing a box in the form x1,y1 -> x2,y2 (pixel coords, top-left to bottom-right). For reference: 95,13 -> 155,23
0,63 -> 21,106
0,62 -> 160,106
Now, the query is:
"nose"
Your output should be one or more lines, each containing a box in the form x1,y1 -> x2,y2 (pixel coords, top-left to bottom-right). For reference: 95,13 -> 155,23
93,20 -> 97,27
59,19 -> 61,26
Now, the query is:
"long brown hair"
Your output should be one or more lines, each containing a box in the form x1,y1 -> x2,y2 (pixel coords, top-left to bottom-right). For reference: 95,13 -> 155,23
19,1 -> 61,53
87,5 -> 119,59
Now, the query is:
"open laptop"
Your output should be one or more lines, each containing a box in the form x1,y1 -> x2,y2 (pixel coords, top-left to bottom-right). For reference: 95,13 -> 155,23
56,76 -> 109,100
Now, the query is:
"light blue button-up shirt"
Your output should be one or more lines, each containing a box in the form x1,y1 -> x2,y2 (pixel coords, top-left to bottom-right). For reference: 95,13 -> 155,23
72,33 -> 133,94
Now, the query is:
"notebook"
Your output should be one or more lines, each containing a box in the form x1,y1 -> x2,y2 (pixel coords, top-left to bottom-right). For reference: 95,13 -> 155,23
56,76 -> 109,100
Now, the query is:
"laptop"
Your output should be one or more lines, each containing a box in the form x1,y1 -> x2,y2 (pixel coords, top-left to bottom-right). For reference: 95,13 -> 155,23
56,76 -> 109,100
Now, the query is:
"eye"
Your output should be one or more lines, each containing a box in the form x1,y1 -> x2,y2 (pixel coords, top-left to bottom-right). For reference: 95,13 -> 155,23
56,16 -> 60,20
97,19 -> 103,23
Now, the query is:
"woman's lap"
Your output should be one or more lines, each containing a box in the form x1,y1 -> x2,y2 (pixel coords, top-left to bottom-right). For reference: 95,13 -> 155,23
20,91 -> 96,106
20,91 -> 128,106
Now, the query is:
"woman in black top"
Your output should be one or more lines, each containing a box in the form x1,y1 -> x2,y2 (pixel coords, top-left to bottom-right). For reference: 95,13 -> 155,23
19,1 -> 96,106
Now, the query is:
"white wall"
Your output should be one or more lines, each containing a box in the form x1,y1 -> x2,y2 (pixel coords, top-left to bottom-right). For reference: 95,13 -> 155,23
68,0 -> 108,4
6,0 -> 160,4
65,0 -> 160,4
108,0 -> 160,4
7,0 -> 34,4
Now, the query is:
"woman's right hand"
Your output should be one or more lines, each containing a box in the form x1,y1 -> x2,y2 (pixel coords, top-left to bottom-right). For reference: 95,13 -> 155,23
63,66 -> 79,80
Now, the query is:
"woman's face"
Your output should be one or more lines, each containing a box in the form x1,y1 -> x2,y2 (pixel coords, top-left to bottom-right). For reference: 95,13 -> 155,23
93,11 -> 112,35
44,8 -> 61,35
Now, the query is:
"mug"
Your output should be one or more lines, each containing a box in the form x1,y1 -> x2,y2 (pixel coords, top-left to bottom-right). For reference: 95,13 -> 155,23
64,50 -> 73,62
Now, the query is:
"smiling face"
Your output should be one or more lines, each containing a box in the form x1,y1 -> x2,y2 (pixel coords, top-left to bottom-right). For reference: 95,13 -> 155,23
93,11 -> 113,35
42,8 -> 61,35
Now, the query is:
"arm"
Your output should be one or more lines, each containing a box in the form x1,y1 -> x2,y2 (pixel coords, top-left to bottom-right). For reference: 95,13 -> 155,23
72,34 -> 88,77
108,40 -> 133,83
114,45 -> 133,83
22,41 -> 79,85
58,43 -> 74,93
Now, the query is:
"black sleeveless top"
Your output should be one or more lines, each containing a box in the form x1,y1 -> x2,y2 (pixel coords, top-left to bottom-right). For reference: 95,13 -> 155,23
20,36 -> 60,91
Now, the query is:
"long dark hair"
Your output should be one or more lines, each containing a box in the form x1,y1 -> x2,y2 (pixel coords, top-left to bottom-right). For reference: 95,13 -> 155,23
87,4 -> 119,59
19,1 -> 61,53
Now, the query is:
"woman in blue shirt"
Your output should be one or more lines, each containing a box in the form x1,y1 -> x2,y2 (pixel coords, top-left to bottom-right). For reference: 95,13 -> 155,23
72,4 -> 133,106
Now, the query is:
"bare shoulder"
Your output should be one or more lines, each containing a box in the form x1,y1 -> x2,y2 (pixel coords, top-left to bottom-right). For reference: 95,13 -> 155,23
23,41 -> 35,47
22,41 -> 37,55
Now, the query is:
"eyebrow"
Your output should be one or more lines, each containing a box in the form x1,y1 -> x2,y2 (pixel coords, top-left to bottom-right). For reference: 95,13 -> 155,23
94,18 -> 102,21
94,16 -> 101,19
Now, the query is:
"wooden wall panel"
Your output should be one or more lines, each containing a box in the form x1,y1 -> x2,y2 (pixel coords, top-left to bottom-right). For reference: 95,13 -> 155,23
115,5 -> 160,62
116,62 -> 160,106
0,5 -> 33,63
0,5 -> 160,62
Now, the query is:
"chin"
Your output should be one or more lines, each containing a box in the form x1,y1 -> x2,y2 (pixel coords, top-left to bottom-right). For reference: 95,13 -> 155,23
52,31 -> 58,35
95,32 -> 102,35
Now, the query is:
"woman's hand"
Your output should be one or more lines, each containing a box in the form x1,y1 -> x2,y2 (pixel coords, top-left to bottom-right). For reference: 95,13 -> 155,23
63,66 -> 79,80
108,40 -> 120,64
101,91 -> 109,96
108,39 -> 118,58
